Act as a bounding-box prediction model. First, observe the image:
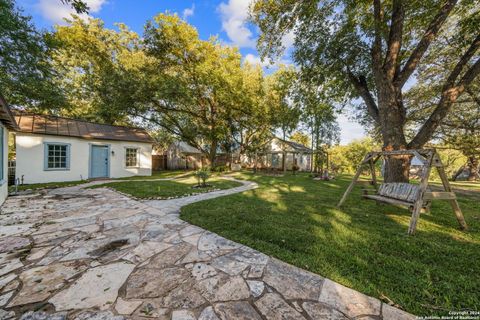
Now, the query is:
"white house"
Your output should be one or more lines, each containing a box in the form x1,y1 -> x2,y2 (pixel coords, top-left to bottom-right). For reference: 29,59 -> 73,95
14,113 -> 154,184
0,96 -> 19,204
242,137 -> 313,172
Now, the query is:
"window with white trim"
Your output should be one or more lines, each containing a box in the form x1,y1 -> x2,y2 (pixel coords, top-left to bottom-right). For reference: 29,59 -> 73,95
45,143 -> 70,170
125,148 -> 139,167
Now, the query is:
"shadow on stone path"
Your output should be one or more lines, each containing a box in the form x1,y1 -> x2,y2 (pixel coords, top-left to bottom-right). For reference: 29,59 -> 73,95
0,177 -> 415,320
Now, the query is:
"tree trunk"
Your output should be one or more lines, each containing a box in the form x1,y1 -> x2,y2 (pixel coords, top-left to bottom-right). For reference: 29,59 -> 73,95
383,155 -> 411,183
452,165 -> 465,181
310,127 -> 315,172
377,77 -> 411,182
209,140 -> 218,168
467,156 -> 479,181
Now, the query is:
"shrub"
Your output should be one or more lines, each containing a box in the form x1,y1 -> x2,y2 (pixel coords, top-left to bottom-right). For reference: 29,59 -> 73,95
211,165 -> 228,172
195,167 -> 211,187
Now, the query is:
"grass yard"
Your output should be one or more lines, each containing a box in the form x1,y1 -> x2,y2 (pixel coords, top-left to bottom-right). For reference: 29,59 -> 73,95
114,170 -> 190,180
11,180 -> 89,192
181,171 -> 480,315
91,175 -> 242,199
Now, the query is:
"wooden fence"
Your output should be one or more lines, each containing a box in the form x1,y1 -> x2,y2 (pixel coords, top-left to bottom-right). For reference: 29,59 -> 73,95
152,155 -> 167,171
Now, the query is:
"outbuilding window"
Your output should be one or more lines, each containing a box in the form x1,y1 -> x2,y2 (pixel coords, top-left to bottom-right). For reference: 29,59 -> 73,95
125,148 -> 139,167
44,143 -> 70,170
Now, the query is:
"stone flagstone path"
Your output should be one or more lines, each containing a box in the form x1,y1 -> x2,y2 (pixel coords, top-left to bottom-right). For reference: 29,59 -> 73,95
0,178 -> 415,320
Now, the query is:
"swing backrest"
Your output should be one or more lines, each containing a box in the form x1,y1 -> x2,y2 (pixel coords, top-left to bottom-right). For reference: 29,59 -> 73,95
377,183 -> 420,203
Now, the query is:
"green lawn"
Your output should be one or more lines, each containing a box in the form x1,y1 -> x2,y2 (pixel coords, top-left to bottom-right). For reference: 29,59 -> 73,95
114,170 -> 190,180
11,180 -> 88,192
91,175 -> 242,199
180,172 -> 480,315
9,170 -> 193,192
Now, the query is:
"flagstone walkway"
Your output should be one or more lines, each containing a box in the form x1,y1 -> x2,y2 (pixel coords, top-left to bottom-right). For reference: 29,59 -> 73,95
0,179 -> 415,320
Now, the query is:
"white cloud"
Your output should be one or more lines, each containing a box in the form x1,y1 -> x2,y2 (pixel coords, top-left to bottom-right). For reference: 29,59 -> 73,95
244,54 -> 270,67
337,113 -> 366,145
282,30 -> 295,49
243,53 -> 291,69
182,4 -> 195,20
37,0 -> 107,24
218,0 -> 256,48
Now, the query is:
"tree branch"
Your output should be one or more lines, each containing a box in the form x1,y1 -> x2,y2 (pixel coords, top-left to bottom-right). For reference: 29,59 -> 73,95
444,34 -> 480,88
346,70 -> 380,124
384,0 -> 404,80
466,86 -> 480,107
372,0 -> 383,68
396,0 -> 458,87
409,57 -> 480,148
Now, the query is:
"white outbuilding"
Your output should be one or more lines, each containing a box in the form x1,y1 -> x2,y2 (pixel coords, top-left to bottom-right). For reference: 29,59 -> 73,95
14,113 -> 154,184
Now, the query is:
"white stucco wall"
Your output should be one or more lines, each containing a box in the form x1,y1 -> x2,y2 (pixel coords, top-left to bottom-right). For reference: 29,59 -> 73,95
0,124 -> 8,205
15,133 -> 152,184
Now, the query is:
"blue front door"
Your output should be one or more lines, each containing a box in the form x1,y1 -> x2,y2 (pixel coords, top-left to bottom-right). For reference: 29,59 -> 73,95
90,145 -> 109,178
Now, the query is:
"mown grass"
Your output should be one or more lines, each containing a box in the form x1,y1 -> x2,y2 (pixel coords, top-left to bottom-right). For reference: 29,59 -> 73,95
11,180 -> 88,192
90,175 -> 242,199
114,170 -> 190,180
181,171 -> 480,316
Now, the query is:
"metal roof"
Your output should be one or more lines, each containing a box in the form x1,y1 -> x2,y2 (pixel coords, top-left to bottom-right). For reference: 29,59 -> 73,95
15,113 -> 154,144
275,137 -> 313,152
170,141 -> 203,154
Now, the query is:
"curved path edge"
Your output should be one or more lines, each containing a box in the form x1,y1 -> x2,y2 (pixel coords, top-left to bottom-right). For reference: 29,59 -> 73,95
0,176 -> 415,320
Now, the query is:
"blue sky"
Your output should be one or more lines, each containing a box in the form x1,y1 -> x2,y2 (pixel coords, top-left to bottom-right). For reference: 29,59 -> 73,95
16,0 -> 366,144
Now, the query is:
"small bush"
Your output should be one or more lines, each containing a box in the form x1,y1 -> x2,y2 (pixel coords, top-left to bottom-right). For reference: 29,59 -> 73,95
211,165 -> 228,172
195,167 -> 211,187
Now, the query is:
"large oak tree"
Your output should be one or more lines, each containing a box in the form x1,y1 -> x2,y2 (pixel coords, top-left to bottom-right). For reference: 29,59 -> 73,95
251,0 -> 480,182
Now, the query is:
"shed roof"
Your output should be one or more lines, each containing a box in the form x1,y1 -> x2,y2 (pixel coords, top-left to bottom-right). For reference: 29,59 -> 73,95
15,113 -> 154,144
275,138 -> 312,152
170,141 -> 203,154
0,96 -> 20,131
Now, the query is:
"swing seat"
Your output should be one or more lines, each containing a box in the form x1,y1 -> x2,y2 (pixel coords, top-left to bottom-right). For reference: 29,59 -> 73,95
364,182 -> 456,208
338,149 -> 468,235
364,183 -> 420,207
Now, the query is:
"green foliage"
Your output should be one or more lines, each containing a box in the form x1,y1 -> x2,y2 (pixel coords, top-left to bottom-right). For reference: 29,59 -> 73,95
295,79 -> 340,149
0,0 -> 64,108
211,165 -> 228,173
266,66 -> 301,140
250,0 -> 480,174
61,0 -> 89,14
49,17 -> 143,124
329,138 -> 380,173
195,167 -> 211,187
138,14 -> 280,161
289,131 -> 310,147
430,147 -> 467,181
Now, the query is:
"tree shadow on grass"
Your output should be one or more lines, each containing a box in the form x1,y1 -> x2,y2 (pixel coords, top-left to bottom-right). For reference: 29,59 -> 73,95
180,173 -> 480,315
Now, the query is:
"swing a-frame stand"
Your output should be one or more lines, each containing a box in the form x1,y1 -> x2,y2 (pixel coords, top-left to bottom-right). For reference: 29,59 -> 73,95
337,149 -> 468,235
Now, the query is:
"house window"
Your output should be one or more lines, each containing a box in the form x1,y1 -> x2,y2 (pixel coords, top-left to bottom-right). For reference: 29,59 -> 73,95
272,154 -> 279,167
125,148 -> 139,167
44,143 -> 70,170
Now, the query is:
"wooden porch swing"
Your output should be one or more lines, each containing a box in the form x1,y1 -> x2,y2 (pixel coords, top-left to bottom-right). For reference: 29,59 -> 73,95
337,149 -> 468,235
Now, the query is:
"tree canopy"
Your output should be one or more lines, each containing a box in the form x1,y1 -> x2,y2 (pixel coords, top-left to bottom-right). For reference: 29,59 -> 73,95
0,0 -> 64,108
251,0 -> 480,181
3,6 -> 340,165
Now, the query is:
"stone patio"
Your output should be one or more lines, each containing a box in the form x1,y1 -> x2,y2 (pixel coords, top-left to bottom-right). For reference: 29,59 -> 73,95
0,179 -> 415,320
